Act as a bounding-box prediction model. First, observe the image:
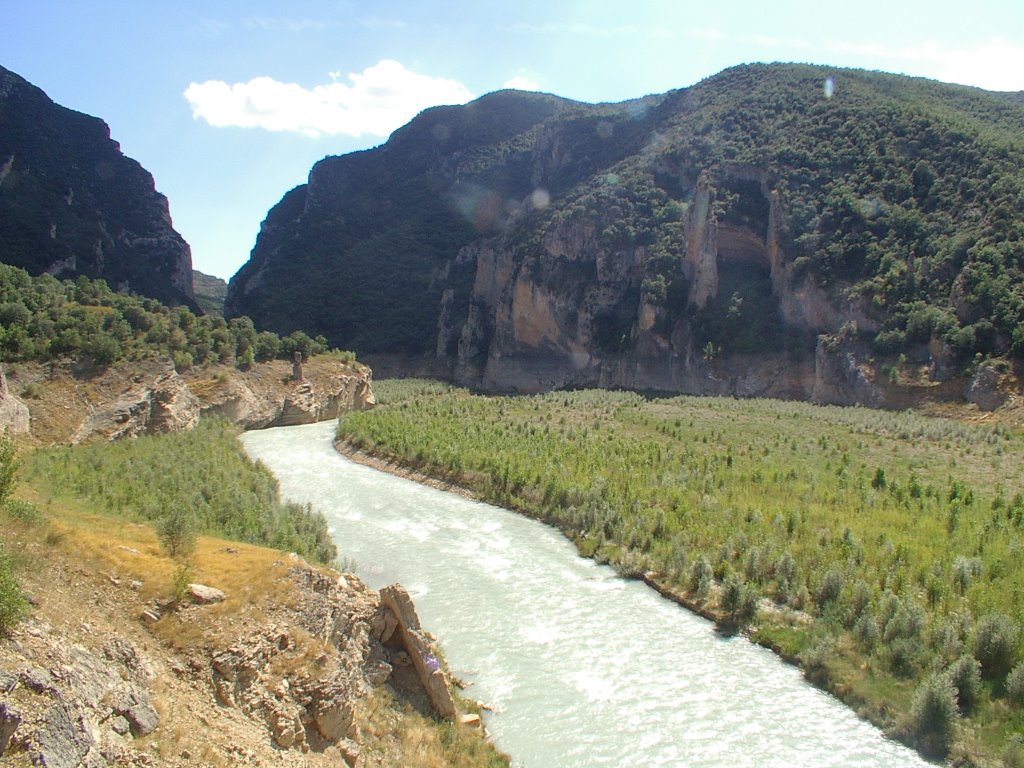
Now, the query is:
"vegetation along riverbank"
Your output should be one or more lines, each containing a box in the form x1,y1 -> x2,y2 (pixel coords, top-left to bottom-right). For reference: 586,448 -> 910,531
336,378 -> 1024,766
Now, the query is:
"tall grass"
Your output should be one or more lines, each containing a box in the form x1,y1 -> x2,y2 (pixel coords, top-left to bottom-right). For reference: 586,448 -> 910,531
338,380 -> 1024,761
25,418 -> 337,565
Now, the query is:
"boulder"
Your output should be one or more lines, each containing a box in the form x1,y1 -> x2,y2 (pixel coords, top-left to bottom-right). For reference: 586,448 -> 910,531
188,583 -> 226,604
965,362 -> 1006,411
0,701 -> 21,755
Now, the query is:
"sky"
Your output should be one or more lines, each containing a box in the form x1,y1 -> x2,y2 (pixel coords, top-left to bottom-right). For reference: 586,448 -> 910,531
4,1 -> 1024,281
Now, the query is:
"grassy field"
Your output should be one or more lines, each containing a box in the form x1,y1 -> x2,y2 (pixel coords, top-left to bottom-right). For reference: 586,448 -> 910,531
338,380 -> 1024,765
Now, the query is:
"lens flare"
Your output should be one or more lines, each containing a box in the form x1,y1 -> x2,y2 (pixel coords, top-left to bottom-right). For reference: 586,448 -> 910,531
530,188 -> 551,209
824,77 -> 835,99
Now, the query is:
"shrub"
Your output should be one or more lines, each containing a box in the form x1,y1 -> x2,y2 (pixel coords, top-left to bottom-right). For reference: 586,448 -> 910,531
800,637 -> 835,688
814,566 -> 845,610
689,555 -> 713,598
720,575 -> 759,628
952,556 -> 982,594
3,498 -> 43,525
157,507 -> 197,560
1007,662 -> 1024,706
948,655 -> 983,714
854,612 -> 880,649
0,434 -> 17,507
171,561 -> 193,603
0,548 -> 28,635
1006,735 -> 1024,768
883,597 -> 925,643
908,672 -> 959,758
888,637 -> 923,678
973,613 -> 1019,680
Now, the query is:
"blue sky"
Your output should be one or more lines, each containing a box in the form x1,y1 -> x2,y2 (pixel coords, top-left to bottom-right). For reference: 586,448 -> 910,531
5,1 -> 1024,281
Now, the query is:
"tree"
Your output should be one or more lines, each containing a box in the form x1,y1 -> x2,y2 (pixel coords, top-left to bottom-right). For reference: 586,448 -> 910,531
973,613 -> 1019,680
157,506 -> 197,560
909,673 -> 959,758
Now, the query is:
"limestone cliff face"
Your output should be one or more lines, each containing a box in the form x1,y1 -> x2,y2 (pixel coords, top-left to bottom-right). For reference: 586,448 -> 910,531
437,164 -> 852,401
0,66 -> 194,308
8,357 -> 375,445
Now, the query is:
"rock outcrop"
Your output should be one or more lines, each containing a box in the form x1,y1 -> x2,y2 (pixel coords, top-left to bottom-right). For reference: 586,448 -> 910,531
8,356 -> 375,444
208,566 -> 455,763
376,585 -> 456,720
0,632 -> 158,766
0,66 -> 195,309
0,534 -> 464,767
70,361 -> 200,444
0,366 -> 29,435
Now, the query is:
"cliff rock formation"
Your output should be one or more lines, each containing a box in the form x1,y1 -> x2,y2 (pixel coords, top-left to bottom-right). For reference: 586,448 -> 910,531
6,356 -> 375,445
229,63 -> 1024,410
0,540 -> 458,767
0,66 -> 195,308
0,366 -> 29,435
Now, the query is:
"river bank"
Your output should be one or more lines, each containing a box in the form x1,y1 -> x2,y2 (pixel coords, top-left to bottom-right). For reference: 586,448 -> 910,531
331,381 -> 1024,766
332,435 -> 925,763
244,419 -> 931,767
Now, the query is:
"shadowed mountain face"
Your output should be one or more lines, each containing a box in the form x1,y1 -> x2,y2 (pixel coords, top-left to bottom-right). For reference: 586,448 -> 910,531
0,65 -> 195,308
228,63 -> 1024,400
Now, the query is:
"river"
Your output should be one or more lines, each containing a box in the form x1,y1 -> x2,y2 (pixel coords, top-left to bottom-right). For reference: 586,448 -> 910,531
240,420 -> 932,768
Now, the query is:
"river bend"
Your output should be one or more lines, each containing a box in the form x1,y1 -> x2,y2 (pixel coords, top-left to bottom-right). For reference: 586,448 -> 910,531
241,420 -> 930,768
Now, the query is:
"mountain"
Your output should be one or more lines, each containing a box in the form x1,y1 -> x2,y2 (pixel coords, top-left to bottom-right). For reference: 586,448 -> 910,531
0,65 -> 195,308
192,269 -> 227,314
227,63 -> 1024,403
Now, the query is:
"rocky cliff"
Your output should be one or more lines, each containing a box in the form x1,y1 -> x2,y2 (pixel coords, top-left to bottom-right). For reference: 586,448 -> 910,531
229,63 -> 1024,410
5,356 -> 375,445
0,522 -> 472,767
0,66 -> 195,308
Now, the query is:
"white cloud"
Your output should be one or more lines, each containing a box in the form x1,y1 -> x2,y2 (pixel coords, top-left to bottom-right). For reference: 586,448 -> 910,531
891,38 -> 1024,92
184,60 -> 476,138
503,76 -> 541,91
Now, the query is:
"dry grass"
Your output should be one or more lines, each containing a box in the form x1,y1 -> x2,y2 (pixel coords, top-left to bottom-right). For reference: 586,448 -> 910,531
2,475 -> 509,768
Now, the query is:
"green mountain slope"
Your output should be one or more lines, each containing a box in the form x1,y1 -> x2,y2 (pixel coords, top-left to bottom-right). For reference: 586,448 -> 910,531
228,64 -> 1024,398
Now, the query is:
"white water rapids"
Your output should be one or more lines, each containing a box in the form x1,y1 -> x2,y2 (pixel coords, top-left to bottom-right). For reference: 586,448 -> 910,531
241,420 -> 932,768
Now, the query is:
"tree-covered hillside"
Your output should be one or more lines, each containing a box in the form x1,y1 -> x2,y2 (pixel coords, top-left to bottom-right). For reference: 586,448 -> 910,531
0,263 -> 335,369
599,64 -> 1024,361
229,63 -> 1024,385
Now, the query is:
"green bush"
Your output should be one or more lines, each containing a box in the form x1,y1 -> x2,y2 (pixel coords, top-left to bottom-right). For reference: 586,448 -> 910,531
25,419 -> 337,566
171,561 -> 194,603
157,506 -> 197,560
814,566 -> 845,610
1007,662 -> 1024,706
908,672 -> 959,758
1006,734 -> 1024,768
0,548 -> 28,635
3,498 -> 43,525
948,655 -> 983,714
973,613 -> 1019,680
0,433 -> 17,507
689,555 -> 712,598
